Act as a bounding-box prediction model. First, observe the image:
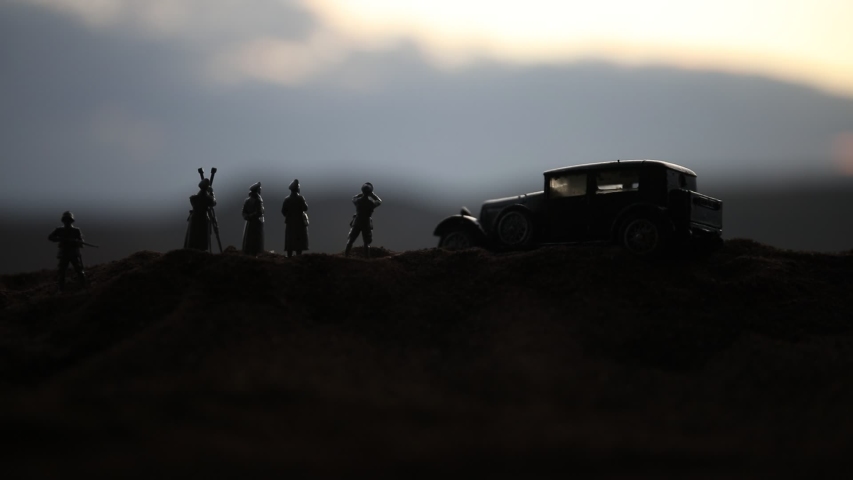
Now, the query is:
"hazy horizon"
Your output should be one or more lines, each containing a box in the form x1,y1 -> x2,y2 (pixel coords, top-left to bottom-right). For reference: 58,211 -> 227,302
2,1 -> 852,273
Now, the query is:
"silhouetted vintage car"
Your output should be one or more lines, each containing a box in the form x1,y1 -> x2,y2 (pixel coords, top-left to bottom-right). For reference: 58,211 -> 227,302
434,160 -> 723,255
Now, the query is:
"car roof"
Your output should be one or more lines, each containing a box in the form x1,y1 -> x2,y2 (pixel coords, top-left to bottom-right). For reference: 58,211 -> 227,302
543,160 -> 697,177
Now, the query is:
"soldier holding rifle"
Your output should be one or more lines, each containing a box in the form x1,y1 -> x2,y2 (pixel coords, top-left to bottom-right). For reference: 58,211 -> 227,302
48,211 -> 96,292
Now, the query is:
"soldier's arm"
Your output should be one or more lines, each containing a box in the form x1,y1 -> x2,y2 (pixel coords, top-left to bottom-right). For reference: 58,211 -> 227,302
48,229 -> 60,242
371,193 -> 382,207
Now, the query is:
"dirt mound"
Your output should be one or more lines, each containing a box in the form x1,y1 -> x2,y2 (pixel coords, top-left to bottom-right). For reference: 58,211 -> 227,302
2,240 -> 853,477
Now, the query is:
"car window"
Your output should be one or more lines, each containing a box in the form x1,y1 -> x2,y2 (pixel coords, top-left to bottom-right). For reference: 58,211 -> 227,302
667,169 -> 697,190
549,173 -> 587,198
595,170 -> 639,194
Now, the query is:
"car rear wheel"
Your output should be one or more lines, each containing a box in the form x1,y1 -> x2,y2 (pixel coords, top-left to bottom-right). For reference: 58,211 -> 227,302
439,229 -> 475,250
621,216 -> 662,255
496,209 -> 533,247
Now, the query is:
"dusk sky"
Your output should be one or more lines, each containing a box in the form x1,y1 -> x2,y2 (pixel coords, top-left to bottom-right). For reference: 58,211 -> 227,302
2,0 -> 853,215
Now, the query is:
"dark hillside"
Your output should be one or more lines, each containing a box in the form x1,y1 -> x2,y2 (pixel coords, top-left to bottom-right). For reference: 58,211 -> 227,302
2,241 -> 853,477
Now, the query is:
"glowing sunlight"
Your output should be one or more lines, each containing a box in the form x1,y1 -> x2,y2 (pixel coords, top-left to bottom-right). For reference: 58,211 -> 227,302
305,0 -> 853,96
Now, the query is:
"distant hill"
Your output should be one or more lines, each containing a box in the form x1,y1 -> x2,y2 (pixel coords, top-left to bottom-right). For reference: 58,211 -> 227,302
2,241 -> 853,477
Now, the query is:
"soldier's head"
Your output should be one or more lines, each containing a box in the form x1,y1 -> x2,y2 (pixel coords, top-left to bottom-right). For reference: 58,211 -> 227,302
198,178 -> 211,191
289,179 -> 300,193
250,182 -> 262,195
361,182 -> 373,195
61,211 -> 75,225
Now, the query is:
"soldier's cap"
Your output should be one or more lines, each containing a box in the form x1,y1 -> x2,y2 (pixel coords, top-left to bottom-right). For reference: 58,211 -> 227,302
289,179 -> 300,191
361,182 -> 373,194
198,178 -> 211,189
250,182 -> 262,192
61,211 -> 75,223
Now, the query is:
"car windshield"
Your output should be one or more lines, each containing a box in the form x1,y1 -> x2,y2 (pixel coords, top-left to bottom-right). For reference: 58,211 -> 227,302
667,169 -> 697,190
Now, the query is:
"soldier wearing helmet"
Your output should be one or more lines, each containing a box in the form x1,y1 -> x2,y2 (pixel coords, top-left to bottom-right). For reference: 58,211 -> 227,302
345,182 -> 382,257
241,182 -> 265,255
47,211 -> 88,292
184,178 -> 217,251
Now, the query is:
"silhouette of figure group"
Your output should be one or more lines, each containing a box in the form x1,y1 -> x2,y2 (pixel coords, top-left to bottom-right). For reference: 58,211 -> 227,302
183,173 -> 381,257
48,170 -> 383,292
181,172 -> 380,257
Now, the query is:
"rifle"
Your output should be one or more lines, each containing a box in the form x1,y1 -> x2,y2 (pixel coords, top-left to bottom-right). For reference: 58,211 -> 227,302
198,167 -> 223,253
51,232 -> 99,248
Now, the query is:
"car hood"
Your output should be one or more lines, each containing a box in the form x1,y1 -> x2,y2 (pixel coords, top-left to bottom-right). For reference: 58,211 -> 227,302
479,191 -> 544,232
481,191 -> 544,210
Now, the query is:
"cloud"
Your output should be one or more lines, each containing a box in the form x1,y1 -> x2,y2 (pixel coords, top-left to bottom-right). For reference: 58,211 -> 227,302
20,0 -> 123,27
3,0 -> 853,212
16,0 -> 312,41
18,0 -> 853,97
209,30 -> 346,87
305,0 -> 853,97
833,133 -> 853,176
12,0 -> 338,86
89,105 -> 165,161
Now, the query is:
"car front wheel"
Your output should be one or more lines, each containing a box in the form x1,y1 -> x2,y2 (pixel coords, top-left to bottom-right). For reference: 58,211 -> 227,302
439,229 -> 475,250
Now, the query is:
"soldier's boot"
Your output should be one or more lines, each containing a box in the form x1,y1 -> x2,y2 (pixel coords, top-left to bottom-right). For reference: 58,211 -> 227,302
345,243 -> 352,257
364,244 -> 370,258
57,270 -> 66,293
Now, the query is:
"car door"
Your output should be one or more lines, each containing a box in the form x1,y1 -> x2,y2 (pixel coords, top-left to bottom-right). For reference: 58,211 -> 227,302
543,171 -> 591,242
586,168 -> 642,239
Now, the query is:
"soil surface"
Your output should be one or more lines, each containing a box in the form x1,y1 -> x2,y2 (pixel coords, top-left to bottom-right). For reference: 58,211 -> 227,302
2,240 -> 853,478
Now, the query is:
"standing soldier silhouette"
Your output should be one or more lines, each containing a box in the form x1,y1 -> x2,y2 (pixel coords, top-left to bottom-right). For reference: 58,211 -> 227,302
345,182 -> 382,258
241,182 -> 265,255
184,177 -> 217,251
281,179 -> 309,257
48,211 -> 89,292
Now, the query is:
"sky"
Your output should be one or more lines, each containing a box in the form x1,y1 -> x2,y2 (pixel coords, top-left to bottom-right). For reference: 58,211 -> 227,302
2,0 -> 853,213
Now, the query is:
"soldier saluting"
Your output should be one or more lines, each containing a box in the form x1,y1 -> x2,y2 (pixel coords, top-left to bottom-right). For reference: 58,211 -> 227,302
48,211 -> 93,292
345,182 -> 382,258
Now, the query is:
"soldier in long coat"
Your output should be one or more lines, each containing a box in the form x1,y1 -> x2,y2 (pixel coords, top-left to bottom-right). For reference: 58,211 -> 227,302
345,182 -> 382,258
281,179 -> 309,257
184,178 -> 216,251
241,182 -> 265,255
48,211 -> 88,291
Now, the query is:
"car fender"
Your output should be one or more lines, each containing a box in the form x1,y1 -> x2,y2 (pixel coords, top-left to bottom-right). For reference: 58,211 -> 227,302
433,214 -> 488,243
610,203 -> 672,241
